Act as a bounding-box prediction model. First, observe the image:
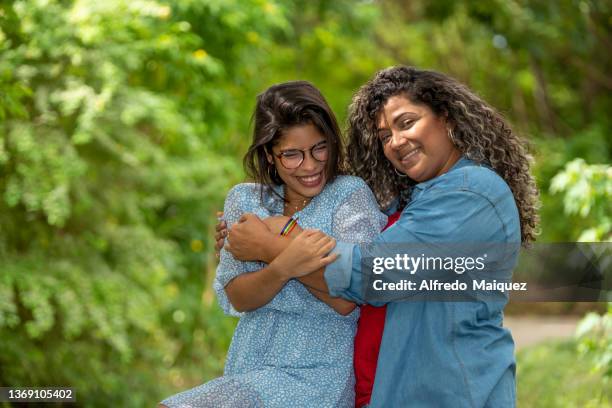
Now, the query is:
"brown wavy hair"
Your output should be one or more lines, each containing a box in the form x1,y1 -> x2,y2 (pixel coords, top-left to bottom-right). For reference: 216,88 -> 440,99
346,66 -> 539,244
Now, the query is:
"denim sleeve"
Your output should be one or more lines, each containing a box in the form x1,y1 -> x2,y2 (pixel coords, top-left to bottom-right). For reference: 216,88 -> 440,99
324,188 -> 506,304
325,241 -> 357,298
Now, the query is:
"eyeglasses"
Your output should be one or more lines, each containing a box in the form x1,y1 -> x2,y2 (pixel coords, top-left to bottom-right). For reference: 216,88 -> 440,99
274,141 -> 329,169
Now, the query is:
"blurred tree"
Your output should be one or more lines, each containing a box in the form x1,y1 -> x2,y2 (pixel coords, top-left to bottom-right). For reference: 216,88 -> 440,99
550,159 -> 611,241
550,157 -> 611,397
0,0 -> 285,405
576,305 -> 612,382
565,168 -> 612,404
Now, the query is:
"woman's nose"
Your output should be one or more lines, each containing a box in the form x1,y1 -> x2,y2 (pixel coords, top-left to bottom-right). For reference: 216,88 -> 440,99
389,131 -> 406,150
300,152 -> 317,171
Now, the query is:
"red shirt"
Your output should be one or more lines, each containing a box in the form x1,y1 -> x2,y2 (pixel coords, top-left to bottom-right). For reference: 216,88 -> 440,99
353,211 -> 401,407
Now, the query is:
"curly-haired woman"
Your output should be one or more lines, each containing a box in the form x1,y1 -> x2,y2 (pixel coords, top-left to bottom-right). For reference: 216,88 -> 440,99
218,66 -> 539,407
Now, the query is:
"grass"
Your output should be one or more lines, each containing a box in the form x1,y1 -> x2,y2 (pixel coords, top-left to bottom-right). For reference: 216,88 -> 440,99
517,339 -> 610,407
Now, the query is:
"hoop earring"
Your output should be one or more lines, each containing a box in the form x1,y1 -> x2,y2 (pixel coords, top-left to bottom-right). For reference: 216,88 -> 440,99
447,127 -> 456,141
394,167 -> 408,178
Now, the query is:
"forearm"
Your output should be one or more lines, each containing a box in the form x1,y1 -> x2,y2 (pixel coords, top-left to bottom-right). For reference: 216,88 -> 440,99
260,234 -> 290,263
258,216 -> 306,262
224,265 -> 289,312
298,269 -> 356,316
274,222 -> 354,315
232,217 -> 354,314
247,235 -> 356,315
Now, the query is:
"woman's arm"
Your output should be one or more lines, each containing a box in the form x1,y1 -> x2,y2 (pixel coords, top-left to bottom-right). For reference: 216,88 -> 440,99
278,189 -> 514,306
242,182 -> 388,306
218,179 -> 386,315
224,264 -> 290,313
225,213 -> 287,263
297,269 -> 356,315
221,215 -> 288,312
225,215 -> 355,315
259,216 -> 355,315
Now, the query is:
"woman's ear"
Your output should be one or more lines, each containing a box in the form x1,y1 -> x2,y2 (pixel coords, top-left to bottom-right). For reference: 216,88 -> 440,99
441,110 -> 455,130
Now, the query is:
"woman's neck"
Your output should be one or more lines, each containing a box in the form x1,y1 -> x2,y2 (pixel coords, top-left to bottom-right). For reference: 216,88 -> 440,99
283,189 -> 311,217
434,149 -> 462,179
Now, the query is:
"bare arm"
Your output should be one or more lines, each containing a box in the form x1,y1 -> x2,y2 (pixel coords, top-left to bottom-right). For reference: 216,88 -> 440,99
223,214 -> 286,264
221,214 -> 355,315
221,215 -> 287,312
224,264 -> 290,313
297,269 -> 355,315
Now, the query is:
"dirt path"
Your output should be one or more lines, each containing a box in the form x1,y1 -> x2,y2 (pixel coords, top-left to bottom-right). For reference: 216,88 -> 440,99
504,316 -> 581,350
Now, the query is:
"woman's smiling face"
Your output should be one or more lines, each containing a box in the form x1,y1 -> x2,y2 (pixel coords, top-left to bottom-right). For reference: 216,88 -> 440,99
376,95 -> 461,183
267,123 -> 328,202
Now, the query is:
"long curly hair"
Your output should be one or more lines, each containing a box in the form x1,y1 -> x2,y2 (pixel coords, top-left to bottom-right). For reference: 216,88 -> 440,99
346,66 -> 539,244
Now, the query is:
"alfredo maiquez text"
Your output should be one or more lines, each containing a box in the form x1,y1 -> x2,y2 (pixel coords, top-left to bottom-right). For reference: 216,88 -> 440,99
372,279 -> 528,293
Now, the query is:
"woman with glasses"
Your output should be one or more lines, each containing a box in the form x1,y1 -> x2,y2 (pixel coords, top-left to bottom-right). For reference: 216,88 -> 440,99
160,81 -> 386,408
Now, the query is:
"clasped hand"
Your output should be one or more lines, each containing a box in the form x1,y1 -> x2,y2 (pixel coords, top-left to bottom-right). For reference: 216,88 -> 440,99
225,213 -> 273,262
269,229 -> 338,280
215,212 -> 338,279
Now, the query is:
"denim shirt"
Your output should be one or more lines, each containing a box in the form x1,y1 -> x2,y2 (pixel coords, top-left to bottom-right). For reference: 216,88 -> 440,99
325,157 -> 520,408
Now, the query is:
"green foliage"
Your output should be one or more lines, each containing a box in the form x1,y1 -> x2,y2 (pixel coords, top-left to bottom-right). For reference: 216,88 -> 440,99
517,340 -> 611,407
550,159 -> 611,241
576,306 -> 612,380
548,154 -> 611,390
0,0 -> 274,405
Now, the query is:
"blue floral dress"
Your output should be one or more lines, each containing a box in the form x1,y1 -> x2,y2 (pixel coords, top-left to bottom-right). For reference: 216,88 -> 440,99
161,176 -> 386,408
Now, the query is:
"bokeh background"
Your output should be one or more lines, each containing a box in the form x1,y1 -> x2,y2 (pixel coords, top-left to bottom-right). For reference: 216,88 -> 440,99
0,0 -> 610,406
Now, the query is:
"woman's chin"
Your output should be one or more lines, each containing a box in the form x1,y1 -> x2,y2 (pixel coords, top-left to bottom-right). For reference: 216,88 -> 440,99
395,162 -> 417,179
401,160 -> 437,183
